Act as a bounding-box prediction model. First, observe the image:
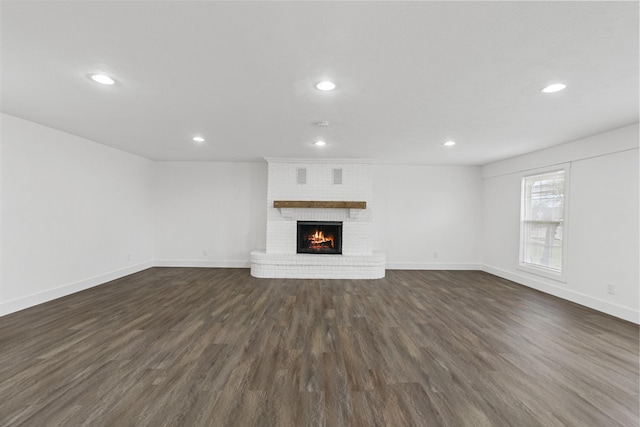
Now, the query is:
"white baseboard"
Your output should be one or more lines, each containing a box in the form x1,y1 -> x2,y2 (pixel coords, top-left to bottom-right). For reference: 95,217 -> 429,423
482,264 -> 639,324
0,261 -> 154,317
154,259 -> 481,271
386,262 -> 482,270
4,261 -> 635,325
154,259 -> 250,268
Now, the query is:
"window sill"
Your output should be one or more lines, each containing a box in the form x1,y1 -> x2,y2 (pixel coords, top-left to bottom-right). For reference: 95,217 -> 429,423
517,263 -> 566,283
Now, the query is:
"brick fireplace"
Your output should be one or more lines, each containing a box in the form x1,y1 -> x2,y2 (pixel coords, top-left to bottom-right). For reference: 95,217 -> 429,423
250,158 -> 386,279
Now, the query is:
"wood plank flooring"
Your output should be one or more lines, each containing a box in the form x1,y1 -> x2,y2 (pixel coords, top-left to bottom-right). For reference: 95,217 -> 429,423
0,268 -> 638,426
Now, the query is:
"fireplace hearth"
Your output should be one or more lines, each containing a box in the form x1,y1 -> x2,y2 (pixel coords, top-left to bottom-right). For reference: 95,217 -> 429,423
297,221 -> 342,254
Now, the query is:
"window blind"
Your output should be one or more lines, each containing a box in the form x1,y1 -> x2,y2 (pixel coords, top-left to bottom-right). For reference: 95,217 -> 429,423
521,170 -> 565,273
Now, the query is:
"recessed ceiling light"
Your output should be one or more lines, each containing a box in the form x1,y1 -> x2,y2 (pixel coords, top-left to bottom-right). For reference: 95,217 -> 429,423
316,81 -> 336,91
91,74 -> 115,85
193,136 -> 205,143
314,140 -> 327,146
444,140 -> 456,147
541,83 -> 566,93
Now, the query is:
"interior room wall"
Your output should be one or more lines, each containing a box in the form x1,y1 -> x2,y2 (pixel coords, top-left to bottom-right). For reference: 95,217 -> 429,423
372,165 -> 483,269
482,123 -> 639,323
154,162 -> 484,270
152,161 -> 267,267
2,113 -> 637,324
0,113 -> 154,316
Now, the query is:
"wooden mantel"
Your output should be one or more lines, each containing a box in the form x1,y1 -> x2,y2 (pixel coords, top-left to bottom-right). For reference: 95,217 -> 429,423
273,200 -> 367,209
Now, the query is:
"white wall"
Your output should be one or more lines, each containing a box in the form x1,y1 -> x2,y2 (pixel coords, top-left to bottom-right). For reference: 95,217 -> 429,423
153,161 -> 267,267
372,165 -> 483,269
482,124 -> 639,323
0,113 -> 154,315
3,112 -> 637,324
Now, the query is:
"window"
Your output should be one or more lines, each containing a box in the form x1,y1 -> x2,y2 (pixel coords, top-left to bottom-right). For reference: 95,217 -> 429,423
519,165 -> 569,281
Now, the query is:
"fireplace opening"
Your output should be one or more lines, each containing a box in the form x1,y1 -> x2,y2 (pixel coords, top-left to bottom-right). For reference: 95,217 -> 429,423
297,221 -> 342,255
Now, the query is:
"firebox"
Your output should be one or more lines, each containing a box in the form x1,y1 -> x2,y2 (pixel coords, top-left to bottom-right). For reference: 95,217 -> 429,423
297,221 -> 342,254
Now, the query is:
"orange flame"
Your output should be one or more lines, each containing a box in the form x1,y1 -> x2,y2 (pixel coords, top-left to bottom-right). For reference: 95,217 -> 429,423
308,229 -> 334,248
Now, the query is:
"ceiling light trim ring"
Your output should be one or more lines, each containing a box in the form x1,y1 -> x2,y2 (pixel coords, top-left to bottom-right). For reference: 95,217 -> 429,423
91,74 -> 115,85
316,81 -> 336,91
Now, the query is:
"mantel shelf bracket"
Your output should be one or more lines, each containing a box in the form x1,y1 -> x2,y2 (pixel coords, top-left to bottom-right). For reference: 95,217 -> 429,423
279,208 -> 294,220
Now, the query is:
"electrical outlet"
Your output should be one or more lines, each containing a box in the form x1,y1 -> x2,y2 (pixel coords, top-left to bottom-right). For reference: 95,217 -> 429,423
127,254 -> 131,262
202,250 -> 208,257
433,252 -> 438,259
607,283 -> 615,295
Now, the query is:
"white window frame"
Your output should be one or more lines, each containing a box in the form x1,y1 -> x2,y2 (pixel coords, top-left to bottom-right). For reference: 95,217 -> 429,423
518,163 -> 570,282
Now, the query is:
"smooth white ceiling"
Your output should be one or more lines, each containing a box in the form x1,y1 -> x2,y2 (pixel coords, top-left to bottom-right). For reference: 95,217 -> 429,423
1,1 -> 638,165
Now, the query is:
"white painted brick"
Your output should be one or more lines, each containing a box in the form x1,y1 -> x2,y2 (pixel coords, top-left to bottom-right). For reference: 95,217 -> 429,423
256,159 -> 384,278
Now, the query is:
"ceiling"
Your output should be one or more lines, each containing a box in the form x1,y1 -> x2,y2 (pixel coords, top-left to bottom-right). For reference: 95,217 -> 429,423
1,1 -> 638,165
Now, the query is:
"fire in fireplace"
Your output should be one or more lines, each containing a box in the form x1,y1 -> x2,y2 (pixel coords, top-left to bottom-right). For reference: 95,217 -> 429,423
297,221 -> 343,254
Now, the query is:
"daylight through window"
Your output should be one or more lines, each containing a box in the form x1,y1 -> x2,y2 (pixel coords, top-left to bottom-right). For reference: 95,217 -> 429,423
520,168 -> 567,277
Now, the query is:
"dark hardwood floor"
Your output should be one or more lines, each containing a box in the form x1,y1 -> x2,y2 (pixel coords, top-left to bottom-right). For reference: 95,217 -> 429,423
0,268 -> 637,426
